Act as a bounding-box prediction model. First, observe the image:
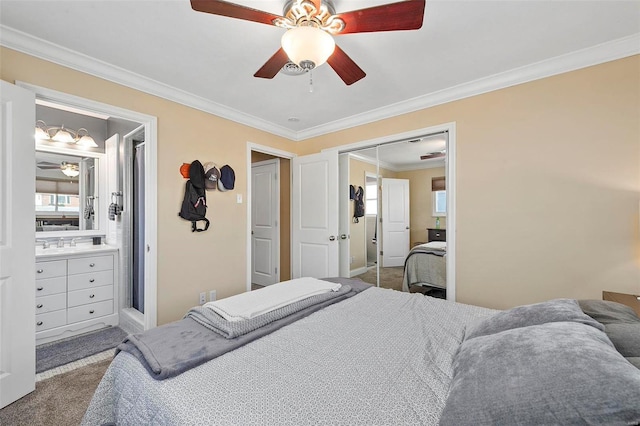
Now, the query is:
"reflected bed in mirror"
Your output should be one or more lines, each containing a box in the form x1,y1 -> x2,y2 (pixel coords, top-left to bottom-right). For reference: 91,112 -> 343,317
35,145 -> 106,238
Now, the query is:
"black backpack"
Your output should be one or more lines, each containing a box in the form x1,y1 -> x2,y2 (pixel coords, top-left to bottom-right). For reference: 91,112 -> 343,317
353,186 -> 365,223
178,160 -> 210,232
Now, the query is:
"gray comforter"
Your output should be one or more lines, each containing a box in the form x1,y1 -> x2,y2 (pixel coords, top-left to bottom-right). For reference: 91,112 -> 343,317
82,288 -> 495,425
402,245 -> 446,292
116,278 -> 369,380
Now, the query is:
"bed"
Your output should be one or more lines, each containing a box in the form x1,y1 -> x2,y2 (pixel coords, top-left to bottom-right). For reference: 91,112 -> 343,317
82,278 -> 640,425
402,241 -> 446,293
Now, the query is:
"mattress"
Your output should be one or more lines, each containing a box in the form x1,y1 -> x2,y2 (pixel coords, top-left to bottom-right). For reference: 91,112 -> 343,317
82,287 -> 495,425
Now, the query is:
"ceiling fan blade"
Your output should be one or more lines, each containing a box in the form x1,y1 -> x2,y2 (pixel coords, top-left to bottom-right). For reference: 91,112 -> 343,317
327,45 -> 366,85
420,152 -> 445,160
191,0 -> 282,26
254,48 -> 290,79
37,161 -> 61,169
336,0 -> 426,35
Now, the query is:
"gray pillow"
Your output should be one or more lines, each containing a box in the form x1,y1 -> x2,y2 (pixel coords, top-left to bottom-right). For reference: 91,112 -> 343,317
464,298 -> 604,341
605,323 -> 640,358
578,300 -> 640,325
628,357 -> 640,369
440,322 -> 640,426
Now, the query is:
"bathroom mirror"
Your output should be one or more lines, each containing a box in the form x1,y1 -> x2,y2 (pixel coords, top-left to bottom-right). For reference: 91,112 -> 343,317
35,145 -> 107,237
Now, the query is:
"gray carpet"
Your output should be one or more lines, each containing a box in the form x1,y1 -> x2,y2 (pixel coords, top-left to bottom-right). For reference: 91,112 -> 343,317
354,266 -> 405,291
36,326 -> 127,373
0,359 -> 111,426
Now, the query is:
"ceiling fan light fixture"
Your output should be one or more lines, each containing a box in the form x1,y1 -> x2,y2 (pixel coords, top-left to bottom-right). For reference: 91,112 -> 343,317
281,26 -> 335,69
60,162 -> 80,177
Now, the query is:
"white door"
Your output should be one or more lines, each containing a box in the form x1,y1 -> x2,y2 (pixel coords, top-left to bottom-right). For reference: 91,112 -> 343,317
0,81 -> 36,408
381,178 -> 410,267
292,151 -> 339,278
251,160 -> 279,286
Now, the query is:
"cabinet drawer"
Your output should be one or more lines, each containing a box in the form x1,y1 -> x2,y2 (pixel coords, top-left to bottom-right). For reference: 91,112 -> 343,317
36,310 -> 67,332
68,285 -> 113,308
67,300 -> 113,324
35,293 -> 66,314
35,260 -> 66,279
67,270 -> 113,291
35,276 -> 66,296
68,255 -> 113,275
427,229 -> 446,242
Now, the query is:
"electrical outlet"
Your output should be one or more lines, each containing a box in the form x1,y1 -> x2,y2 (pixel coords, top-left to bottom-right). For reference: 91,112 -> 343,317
199,292 -> 206,305
209,290 -> 217,302
350,256 -> 354,264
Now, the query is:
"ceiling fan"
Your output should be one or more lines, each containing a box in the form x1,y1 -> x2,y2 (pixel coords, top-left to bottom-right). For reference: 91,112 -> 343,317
37,161 -> 80,177
420,151 -> 445,160
190,0 -> 426,85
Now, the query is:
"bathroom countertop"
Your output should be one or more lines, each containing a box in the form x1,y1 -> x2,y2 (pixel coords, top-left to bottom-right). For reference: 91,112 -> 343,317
35,244 -> 118,259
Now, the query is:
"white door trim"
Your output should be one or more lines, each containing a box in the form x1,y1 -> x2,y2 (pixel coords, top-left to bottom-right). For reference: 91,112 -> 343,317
16,81 -> 159,329
246,142 -> 296,292
322,122 -> 457,302
251,158 -> 280,286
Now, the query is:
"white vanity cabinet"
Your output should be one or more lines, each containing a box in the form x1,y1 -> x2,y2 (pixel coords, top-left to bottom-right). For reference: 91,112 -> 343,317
35,247 -> 118,345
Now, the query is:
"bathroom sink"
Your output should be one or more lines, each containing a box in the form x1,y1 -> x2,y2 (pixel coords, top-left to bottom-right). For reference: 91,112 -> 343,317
35,244 -> 116,257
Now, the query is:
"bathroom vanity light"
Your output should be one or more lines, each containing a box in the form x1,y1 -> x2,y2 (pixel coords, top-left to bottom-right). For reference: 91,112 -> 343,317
35,120 -> 98,148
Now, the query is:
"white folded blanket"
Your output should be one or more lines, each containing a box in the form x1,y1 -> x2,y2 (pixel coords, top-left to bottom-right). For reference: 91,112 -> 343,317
204,277 -> 342,322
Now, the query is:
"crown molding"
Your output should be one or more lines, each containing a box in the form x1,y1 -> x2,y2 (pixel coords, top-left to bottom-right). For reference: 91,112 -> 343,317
2,24 -> 638,142
297,33 -> 640,140
0,25 -> 297,140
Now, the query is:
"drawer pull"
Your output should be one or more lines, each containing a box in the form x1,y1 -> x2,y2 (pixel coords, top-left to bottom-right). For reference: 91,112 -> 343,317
37,321 -> 43,326
89,310 -> 95,314
37,287 -> 44,291
89,294 -> 95,298
89,279 -> 95,283
89,263 -> 95,267
37,304 -> 43,308
37,269 -> 43,273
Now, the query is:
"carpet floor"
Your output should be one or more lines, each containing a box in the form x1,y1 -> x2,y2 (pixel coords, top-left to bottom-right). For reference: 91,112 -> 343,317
354,266 -> 405,291
0,359 -> 111,426
36,326 -> 127,373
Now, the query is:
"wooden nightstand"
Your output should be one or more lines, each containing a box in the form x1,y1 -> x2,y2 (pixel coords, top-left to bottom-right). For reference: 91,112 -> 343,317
603,291 -> 640,317
427,228 -> 446,242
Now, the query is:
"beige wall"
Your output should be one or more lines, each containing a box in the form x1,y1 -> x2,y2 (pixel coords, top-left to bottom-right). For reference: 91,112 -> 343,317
396,167 -> 446,247
4,46 -> 639,313
250,151 -> 291,281
298,56 -> 640,309
1,47 -> 296,324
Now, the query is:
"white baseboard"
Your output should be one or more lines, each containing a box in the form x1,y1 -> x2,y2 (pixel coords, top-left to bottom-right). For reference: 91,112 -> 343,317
350,267 -> 369,277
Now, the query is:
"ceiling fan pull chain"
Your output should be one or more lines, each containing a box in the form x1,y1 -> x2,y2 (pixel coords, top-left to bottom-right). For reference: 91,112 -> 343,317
309,70 -> 314,93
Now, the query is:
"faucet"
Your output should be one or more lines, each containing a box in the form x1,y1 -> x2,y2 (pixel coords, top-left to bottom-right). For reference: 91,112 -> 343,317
57,238 -> 65,248
36,239 -> 50,249
70,238 -> 80,247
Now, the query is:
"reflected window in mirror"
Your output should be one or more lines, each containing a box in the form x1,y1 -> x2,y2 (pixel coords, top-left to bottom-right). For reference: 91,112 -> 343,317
432,176 -> 446,217
36,150 -> 99,233
365,183 -> 378,215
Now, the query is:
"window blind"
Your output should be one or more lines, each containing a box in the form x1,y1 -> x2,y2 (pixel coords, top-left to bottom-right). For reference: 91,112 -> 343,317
431,176 -> 446,191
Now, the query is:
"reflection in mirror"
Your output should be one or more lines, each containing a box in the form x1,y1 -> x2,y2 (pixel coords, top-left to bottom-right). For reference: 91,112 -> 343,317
35,151 -> 98,232
343,132 -> 448,294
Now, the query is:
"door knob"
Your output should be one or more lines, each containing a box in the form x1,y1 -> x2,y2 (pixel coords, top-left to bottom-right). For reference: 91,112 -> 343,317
406,226 -> 410,230
340,234 -> 347,240
329,236 -> 336,241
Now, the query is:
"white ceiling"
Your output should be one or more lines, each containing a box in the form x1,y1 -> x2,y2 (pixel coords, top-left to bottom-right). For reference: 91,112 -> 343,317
1,0 -> 639,142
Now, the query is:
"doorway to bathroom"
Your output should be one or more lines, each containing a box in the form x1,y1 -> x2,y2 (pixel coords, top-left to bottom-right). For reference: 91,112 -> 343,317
20,81 -> 158,333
